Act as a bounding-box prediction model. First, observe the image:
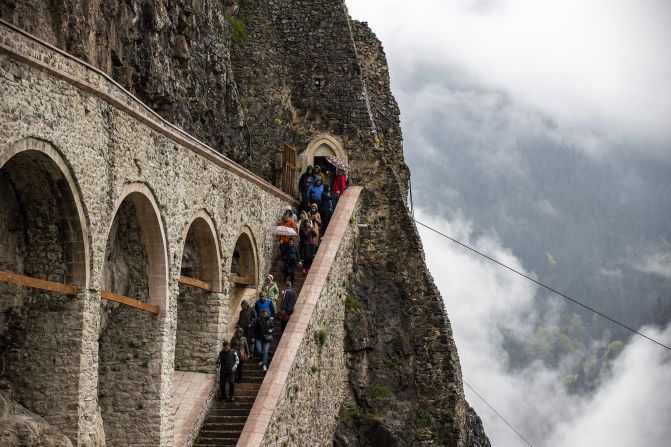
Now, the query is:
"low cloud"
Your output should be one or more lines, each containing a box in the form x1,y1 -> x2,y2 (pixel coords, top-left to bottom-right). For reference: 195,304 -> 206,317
416,209 -> 671,446
348,0 -> 671,157
636,252 -> 671,280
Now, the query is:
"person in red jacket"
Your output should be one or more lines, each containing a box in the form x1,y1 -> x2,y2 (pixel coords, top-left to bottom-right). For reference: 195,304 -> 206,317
332,168 -> 347,202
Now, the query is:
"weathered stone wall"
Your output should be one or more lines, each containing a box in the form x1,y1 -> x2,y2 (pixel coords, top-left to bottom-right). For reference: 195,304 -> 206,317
260,197 -> 359,447
0,22 -> 292,446
0,0 -> 249,162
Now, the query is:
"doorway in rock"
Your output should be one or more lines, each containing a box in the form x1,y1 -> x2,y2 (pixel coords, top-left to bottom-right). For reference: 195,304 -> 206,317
0,147 -> 87,442
98,188 -> 167,446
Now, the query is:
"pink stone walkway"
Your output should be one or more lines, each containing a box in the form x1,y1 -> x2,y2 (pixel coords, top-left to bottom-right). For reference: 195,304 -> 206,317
237,186 -> 363,446
173,370 -> 216,447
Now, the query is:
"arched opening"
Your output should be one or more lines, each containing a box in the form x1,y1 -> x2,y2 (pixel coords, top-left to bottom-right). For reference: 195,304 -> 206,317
175,212 -> 222,371
0,144 -> 88,442
228,227 -> 259,338
301,135 -> 347,186
98,185 -> 168,445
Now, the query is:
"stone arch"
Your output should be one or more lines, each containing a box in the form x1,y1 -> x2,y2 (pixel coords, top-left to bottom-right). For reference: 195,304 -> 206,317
0,137 -> 89,287
181,210 -> 222,292
0,138 -> 89,441
227,225 -> 260,338
103,183 -> 169,310
175,210 -> 223,372
301,134 -> 347,175
98,183 -> 168,445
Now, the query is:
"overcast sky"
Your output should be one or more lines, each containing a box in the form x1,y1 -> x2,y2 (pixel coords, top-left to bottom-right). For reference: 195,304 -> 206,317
346,1 -> 671,445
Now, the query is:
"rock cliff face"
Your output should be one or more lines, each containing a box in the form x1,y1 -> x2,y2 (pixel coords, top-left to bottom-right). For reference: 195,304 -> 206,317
1,1 -> 490,445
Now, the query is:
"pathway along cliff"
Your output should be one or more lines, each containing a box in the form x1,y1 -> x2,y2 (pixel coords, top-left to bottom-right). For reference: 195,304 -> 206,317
1,1 -> 490,446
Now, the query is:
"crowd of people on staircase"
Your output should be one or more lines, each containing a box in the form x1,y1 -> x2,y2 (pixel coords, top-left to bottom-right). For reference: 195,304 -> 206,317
216,165 -> 348,403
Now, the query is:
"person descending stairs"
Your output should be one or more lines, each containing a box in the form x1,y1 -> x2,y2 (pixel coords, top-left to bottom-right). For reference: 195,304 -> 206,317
194,256 -> 306,446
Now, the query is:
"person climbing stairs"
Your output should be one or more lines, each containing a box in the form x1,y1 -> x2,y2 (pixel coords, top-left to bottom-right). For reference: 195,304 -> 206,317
193,256 -> 306,446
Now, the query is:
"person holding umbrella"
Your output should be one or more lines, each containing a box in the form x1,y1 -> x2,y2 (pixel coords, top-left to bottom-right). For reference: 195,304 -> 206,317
276,209 -> 298,251
332,168 -> 348,204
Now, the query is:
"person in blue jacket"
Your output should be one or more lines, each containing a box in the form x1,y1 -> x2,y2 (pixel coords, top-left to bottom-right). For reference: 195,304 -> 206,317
254,291 -> 275,319
307,177 -> 324,207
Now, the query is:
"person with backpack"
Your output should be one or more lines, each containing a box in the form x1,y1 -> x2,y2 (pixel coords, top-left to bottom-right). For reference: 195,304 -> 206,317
230,327 -> 250,383
216,341 -> 239,402
255,309 -> 274,371
236,300 -> 257,356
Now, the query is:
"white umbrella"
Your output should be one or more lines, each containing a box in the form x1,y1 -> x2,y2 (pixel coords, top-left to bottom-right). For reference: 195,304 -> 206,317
273,225 -> 297,236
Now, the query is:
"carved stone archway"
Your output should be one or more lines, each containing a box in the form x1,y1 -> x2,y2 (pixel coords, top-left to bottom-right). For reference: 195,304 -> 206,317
300,134 -> 347,175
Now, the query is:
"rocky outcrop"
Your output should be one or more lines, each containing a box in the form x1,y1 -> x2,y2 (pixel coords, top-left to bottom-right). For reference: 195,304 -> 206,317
1,0 -> 248,162
0,388 -> 73,447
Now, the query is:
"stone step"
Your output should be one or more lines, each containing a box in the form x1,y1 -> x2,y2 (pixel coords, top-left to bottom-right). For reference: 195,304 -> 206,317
201,422 -> 246,431
194,257 -> 301,447
206,408 -> 251,417
211,402 -> 254,410
195,437 -> 239,446
199,429 -> 246,438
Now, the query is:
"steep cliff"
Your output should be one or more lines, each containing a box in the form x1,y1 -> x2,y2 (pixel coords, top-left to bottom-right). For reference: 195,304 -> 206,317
1,0 -> 248,162
1,1 -> 489,445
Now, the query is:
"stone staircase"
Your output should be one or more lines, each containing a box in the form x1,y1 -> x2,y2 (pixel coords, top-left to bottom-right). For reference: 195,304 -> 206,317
194,254 -> 306,446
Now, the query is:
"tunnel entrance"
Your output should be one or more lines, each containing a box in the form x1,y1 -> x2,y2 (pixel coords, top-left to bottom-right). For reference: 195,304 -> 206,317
175,213 -> 222,372
98,188 -> 167,446
0,147 -> 87,441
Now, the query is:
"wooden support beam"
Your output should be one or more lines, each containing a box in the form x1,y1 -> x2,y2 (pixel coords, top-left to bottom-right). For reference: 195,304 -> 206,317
179,276 -> 214,292
100,290 -> 160,315
0,270 -> 78,295
228,275 -> 253,285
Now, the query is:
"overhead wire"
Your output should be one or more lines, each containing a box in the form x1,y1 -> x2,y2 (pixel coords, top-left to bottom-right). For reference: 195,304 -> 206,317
414,219 -> 671,352
463,379 -> 534,447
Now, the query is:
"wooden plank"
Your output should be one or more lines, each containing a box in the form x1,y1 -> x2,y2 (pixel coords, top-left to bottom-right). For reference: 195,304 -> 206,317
0,270 -> 78,295
228,275 -> 253,285
100,290 -> 160,315
178,275 -> 213,292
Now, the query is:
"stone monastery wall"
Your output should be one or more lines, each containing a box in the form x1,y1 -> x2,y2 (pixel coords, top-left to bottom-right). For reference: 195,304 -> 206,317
0,22 -> 293,446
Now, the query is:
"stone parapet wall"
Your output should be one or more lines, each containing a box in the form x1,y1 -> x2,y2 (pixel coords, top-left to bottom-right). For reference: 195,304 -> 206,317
238,186 -> 363,446
0,22 -> 292,446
